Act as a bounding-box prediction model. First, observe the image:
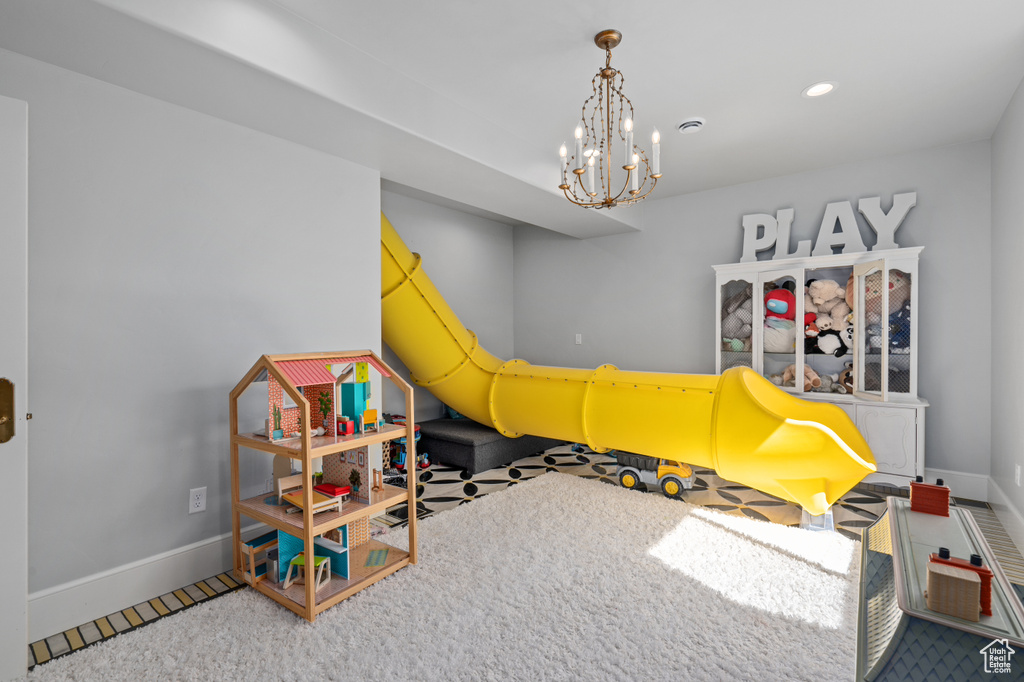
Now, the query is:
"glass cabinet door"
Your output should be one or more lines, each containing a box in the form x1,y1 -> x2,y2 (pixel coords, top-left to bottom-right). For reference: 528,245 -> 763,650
853,260 -> 886,400
853,261 -> 915,400
719,278 -> 754,371
885,267 -> 914,396
758,270 -> 803,393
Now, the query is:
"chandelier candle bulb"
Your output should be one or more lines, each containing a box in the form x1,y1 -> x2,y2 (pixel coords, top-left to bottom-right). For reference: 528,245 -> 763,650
559,143 -> 568,185
587,155 -> 596,195
624,118 -> 633,166
651,129 -> 661,176
631,154 -> 639,192
574,126 -> 584,170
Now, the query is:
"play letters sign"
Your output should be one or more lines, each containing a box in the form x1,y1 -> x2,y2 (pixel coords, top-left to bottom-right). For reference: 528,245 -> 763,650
740,192 -> 916,263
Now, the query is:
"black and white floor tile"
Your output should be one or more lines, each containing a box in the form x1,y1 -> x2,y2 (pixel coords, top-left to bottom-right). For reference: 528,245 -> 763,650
380,443 -> 891,541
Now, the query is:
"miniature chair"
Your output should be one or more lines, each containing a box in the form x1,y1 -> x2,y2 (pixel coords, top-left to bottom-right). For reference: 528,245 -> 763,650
283,552 -> 331,591
276,473 -> 303,505
361,409 -> 379,433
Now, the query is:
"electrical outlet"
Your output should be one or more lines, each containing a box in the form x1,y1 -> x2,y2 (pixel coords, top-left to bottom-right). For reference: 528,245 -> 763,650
575,333 -> 582,345
189,486 -> 207,514
1016,464 -> 1021,487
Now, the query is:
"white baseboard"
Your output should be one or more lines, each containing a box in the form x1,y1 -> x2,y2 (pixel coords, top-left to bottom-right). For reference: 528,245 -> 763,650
924,467 -> 989,502
988,478 -> 1024,559
28,524 -> 263,642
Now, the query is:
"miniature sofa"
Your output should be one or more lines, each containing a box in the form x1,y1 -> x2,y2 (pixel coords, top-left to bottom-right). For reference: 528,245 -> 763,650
416,417 -> 563,475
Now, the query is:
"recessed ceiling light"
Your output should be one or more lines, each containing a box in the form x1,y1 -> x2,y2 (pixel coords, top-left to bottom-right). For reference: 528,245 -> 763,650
802,81 -> 837,98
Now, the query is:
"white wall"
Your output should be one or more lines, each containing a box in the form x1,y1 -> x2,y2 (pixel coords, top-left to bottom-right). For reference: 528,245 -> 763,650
991,74 -> 1024,522
0,51 -> 381,598
380,190 -> 515,420
515,142 -> 991,477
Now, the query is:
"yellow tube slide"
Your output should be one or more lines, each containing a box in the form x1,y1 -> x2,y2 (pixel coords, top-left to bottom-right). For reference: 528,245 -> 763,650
381,213 -> 875,515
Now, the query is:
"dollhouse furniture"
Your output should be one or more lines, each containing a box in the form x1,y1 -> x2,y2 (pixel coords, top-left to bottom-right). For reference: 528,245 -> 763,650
239,531 -> 278,586
714,247 -> 928,486
229,350 -> 418,623
417,416 -> 563,475
283,553 -> 331,592
856,497 -> 1024,680
277,473 -> 342,514
281,488 -> 342,515
361,408 -> 380,433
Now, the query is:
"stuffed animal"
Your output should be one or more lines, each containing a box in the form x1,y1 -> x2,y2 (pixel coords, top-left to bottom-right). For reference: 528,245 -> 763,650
764,317 -> 796,353
815,329 -> 848,357
811,373 -> 846,394
763,287 -> 797,352
721,286 -> 753,342
865,323 -> 884,350
803,320 -> 820,354
839,324 -> 854,351
799,287 -> 818,327
764,288 -> 795,320
722,337 -> 752,352
863,270 -> 911,324
807,279 -> 852,331
839,362 -> 854,393
889,300 -> 911,351
782,363 -> 821,392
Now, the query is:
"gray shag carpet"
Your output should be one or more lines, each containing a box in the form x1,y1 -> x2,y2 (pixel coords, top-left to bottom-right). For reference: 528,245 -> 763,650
28,473 -> 860,681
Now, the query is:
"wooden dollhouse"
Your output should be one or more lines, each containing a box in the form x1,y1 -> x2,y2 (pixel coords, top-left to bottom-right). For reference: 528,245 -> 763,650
229,350 -> 417,623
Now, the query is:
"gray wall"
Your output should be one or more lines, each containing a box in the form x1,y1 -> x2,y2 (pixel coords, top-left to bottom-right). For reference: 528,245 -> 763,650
515,142 -> 992,476
991,75 -> 1024,510
0,51 -> 381,593
380,190 -> 515,420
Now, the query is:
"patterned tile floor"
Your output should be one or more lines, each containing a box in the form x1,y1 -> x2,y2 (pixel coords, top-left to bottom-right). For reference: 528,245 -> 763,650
27,572 -> 244,670
27,443 -> 1024,671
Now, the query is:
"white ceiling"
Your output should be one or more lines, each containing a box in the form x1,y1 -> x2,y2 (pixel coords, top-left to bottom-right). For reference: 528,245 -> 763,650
3,0 -> 1024,237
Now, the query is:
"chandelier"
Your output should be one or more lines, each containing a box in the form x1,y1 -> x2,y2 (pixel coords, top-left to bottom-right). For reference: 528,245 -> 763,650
559,30 -> 661,209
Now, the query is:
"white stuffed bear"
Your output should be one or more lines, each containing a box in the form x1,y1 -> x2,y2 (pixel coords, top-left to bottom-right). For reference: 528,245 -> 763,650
808,279 -> 852,331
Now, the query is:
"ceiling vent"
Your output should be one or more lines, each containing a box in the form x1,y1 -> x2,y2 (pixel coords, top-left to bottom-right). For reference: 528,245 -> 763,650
677,117 -> 705,134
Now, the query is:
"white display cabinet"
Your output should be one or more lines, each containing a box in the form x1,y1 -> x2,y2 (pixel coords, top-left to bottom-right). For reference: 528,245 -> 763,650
713,247 -> 926,486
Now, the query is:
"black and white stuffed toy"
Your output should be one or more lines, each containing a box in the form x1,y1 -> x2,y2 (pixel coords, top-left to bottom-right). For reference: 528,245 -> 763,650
815,329 -> 849,357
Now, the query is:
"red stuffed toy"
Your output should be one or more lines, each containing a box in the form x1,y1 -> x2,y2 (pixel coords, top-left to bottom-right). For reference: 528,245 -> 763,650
764,289 -> 795,320
765,287 -> 816,326
770,284 -> 806,321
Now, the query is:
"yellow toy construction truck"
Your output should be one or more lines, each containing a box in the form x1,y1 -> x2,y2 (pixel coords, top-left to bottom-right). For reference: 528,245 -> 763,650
616,452 -> 694,499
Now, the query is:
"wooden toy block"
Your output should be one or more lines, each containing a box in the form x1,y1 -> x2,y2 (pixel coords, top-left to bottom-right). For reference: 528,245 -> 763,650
929,549 -> 994,616
925,562 -> 981,622
910,477 -> 950,516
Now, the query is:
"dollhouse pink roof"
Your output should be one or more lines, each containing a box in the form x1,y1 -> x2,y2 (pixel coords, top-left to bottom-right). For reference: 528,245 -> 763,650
277,355 -> 391,387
